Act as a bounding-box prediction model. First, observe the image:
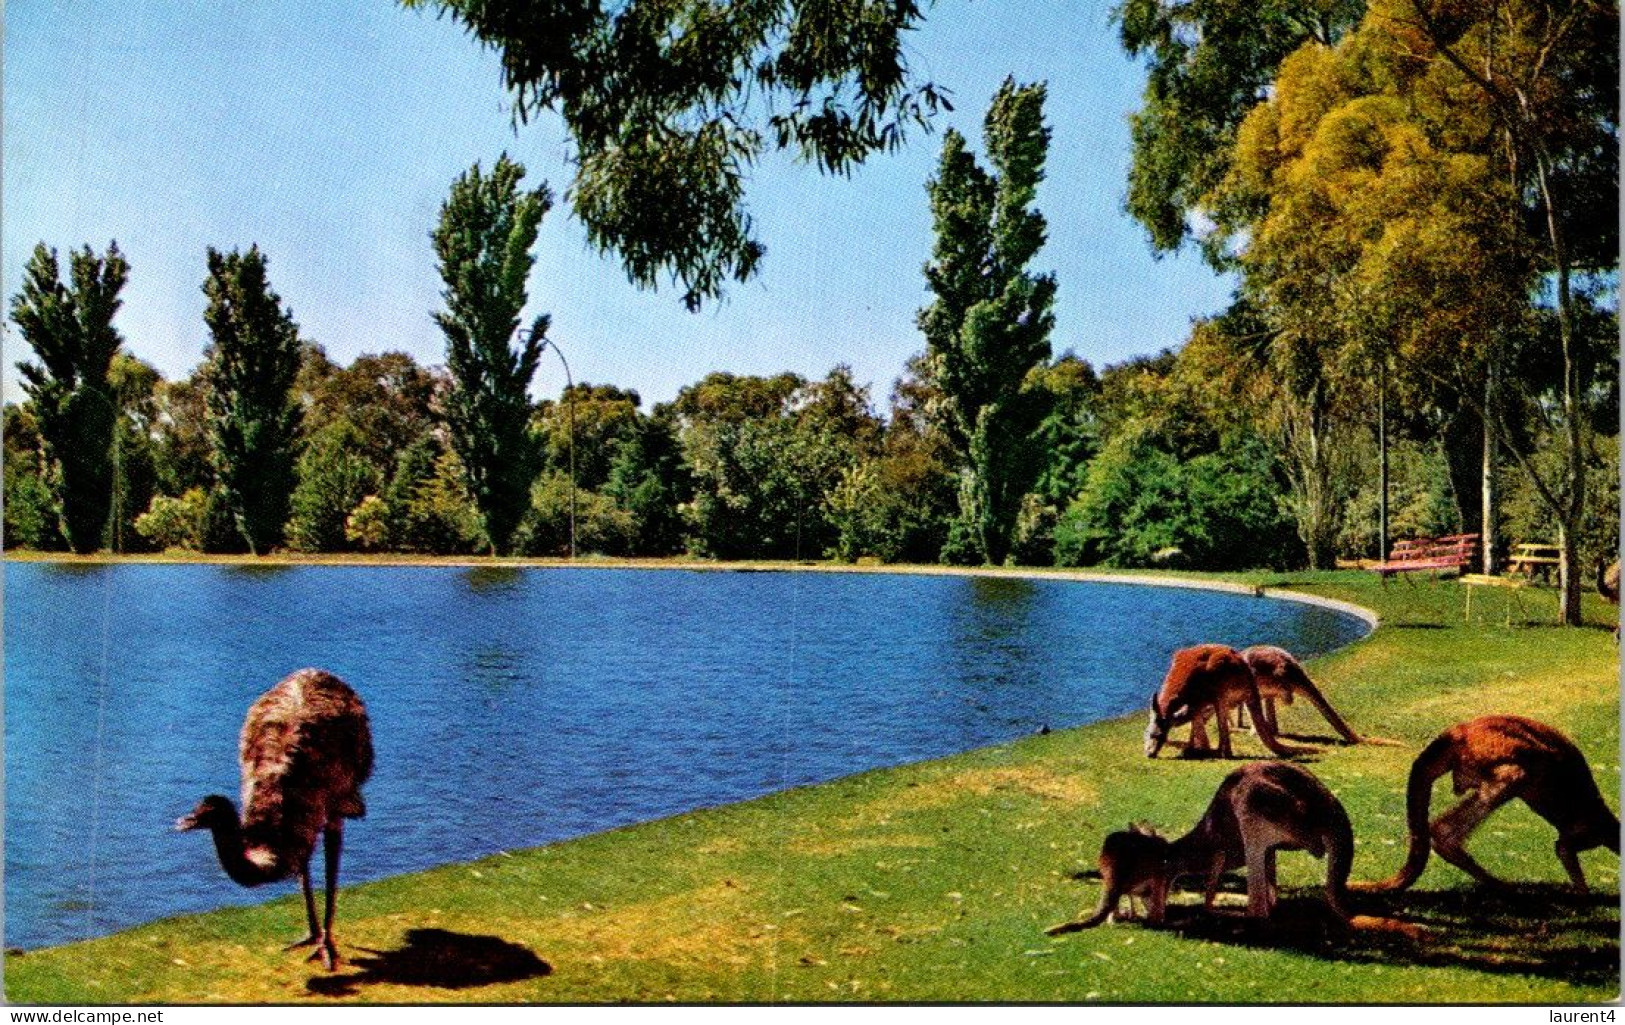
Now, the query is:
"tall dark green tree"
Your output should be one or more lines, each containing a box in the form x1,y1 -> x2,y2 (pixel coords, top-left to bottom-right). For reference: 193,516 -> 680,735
10,242 -> 130,553
432,155 -> 551,554
201,246 -> 304,555
399,0 -> 946,310
918,79 -> 1057,565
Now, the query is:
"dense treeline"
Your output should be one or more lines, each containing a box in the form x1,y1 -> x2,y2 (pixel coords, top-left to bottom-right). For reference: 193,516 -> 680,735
5,3 -> 1617,586
6,319 -> 1614,573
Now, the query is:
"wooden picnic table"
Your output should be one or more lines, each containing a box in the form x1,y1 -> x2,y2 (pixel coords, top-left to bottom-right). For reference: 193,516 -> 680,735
1508,542 -> 1560,583
1459,573 -> 1530,626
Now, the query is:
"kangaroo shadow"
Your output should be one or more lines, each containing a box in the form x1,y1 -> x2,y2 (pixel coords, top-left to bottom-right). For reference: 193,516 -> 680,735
307,928 -> 552,998
1162,883 -> 1619,988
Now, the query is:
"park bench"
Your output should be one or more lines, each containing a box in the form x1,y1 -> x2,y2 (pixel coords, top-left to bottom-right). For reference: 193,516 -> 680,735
1508,542 -> 1561,583
1369,534 -> 1478,581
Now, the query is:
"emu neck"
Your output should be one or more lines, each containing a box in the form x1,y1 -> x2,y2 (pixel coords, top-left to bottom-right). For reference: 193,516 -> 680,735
206,809 -> 282,887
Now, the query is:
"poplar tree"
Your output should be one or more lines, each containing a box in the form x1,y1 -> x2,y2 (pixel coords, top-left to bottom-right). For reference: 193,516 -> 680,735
10,242 -> 130,553
918,79 -> 1056,565
432,155 -> 551,555
202,246 -> 304,555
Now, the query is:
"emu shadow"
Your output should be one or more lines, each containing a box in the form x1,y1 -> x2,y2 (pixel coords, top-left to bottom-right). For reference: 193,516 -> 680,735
307,928 -> 551,998
1163,884 -> 1618,989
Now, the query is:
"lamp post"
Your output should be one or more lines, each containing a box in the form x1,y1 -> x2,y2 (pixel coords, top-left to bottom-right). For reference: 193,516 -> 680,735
521,327 -> 576,559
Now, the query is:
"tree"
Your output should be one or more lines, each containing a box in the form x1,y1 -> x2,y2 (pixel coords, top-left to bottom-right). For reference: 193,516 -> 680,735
677,368 -> 879,559
603,408 -> 689,555
152,375 -> 214,497
134,487 -> 209,551
1054,428 -> 1299,570
918,79 -> 1057,565
2,402 -> 62,550
1115,0 -> 1364,261
533,383 -> 644,491
107,352 -> 161,552
1218,0 -> 1615,618
201,246 -> 305,555
1377,0 -> 1618,624
301,349 -> 440,479
432,155 -> 552,555
287,425 -> 381,553
9,242 -> 130,553
400,0 -> 947,310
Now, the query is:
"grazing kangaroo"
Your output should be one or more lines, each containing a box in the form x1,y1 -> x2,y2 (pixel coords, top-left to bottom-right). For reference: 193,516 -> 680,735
1165,761 -> 1355,921
1145,644 -> 1310,759
1354,715 -> 1621,893
1047,762 -> 1354,931
1046,825 -> 1172,934
1234,645 -> 1362,744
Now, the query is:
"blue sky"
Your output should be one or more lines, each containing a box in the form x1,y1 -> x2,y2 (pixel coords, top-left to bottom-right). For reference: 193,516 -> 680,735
4,1 -> 1236,410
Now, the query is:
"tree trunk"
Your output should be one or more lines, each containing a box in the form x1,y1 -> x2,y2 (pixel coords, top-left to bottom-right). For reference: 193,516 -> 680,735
1441,407 -> 1482,537
1379,360 -> 1389,561
1481,366 -> 1500,575
1537,152 -> 1585,627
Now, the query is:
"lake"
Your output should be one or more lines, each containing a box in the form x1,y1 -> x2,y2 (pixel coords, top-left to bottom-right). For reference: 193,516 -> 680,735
4,563 -> 1368,950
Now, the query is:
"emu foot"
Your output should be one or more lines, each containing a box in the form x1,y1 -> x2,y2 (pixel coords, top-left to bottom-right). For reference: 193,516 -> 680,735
296,933 -> 340,970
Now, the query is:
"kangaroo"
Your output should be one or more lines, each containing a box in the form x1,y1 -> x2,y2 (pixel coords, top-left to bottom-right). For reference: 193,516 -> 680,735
1164,761 -> 1355,921
1354,715 -> 1621,893
1046,824 -> 1172,934
1234,645 -> 1363,744
1145,644 -> 1310,759
1048,762 -> 1354,930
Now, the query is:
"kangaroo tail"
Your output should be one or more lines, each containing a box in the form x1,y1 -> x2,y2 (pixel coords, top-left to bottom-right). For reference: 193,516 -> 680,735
1045,894 -> 1117,934
1290,668 -> 1362,745
1250,689 -> 1314,758
1352,730 -> 1455,892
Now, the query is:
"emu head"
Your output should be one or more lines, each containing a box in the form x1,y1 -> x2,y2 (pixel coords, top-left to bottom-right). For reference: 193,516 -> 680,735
175,794 -> 235,833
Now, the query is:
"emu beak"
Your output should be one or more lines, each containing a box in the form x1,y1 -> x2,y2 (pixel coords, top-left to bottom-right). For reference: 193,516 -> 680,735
174,812 -> 200,832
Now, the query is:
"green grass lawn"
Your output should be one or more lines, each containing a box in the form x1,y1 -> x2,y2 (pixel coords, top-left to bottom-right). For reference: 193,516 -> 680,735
5,568 -> 1618,1004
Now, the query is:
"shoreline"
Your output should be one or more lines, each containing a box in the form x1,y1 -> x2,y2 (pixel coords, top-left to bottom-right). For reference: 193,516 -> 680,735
3,551 -> 1383,631
5,568 -> 1616,1002
7,561 -> 1376,955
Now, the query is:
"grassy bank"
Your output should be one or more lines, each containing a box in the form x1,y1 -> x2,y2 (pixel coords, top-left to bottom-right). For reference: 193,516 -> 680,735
5,569 -> 1618,1003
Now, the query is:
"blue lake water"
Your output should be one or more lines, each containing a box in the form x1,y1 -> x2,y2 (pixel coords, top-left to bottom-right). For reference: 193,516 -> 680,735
3,564 -> 1368,950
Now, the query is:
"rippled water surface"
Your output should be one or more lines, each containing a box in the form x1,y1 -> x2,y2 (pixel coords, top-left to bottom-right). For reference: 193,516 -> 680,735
5,564 -> 1368,949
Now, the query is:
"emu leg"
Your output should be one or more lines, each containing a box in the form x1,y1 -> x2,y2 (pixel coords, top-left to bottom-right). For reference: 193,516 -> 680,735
285,859 -> 321,951
307,825 -> 343,969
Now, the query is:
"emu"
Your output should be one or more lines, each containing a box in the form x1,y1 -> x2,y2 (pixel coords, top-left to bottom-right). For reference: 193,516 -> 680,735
176,668 -> 373,970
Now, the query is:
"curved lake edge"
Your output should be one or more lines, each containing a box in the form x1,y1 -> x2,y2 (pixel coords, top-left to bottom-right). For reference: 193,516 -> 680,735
6,562 -> 1378,956
3,550 -> 1382,633
7,572 -> 1617,1005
